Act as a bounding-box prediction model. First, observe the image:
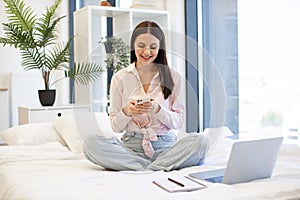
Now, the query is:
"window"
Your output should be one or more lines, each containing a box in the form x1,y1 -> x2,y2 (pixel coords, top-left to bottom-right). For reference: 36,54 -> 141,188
201,0 -> 239,133
238,0 -> 300,143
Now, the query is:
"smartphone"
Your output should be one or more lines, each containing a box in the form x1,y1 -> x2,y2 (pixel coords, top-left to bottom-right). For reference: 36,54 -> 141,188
135,96 -> 151,105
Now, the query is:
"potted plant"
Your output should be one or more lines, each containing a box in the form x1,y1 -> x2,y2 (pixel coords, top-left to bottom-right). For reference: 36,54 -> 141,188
0,0 -> 103,106
99,36 -> 130,73
99,36 -> 130,97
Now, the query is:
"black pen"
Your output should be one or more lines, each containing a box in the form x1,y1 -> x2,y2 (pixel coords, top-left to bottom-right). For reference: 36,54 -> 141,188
168,178 -> 185,187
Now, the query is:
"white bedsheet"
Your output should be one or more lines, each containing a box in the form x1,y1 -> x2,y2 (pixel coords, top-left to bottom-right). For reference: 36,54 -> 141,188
0,139 -> 300,200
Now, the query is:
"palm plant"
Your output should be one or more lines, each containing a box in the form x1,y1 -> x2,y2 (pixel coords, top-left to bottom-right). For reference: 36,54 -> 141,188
0,0 -> 103,91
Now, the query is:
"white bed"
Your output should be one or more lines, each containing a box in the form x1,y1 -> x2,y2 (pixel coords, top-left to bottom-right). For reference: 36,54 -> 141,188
0,113 -> 300,200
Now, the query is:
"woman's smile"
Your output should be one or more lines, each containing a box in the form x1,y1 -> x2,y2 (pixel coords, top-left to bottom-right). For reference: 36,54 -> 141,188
134,33 -> 160,66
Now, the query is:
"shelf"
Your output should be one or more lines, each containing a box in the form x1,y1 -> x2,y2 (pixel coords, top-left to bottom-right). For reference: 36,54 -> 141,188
18,105 -> 89,111
74,5 -> 168,18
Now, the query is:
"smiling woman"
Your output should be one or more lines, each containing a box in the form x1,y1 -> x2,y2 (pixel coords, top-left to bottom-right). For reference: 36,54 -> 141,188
134,33 -> 160,92
134,33 -> 160,66
83,20 -> 209,171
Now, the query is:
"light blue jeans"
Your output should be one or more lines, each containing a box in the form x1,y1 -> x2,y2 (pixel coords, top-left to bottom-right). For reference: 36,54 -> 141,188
83,132 -> 208,171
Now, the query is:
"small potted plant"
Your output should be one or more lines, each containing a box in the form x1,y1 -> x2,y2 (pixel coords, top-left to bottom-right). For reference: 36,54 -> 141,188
0,0 -> 103,106
99,36 -> 130,73
99,36 -> 130,97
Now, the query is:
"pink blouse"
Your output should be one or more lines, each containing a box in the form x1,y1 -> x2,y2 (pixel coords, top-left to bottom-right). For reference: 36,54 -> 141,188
109,63 -> 184,136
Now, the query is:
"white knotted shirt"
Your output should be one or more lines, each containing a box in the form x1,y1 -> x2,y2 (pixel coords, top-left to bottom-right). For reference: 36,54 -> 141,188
109,63 -> 184,157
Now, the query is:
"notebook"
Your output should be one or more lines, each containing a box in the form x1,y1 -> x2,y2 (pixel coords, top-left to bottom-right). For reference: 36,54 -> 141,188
189,137 -> 283,184
153,175 -> 207,192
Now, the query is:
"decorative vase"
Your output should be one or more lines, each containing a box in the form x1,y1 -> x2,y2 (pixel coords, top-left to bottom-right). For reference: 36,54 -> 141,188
100,1 -> 112,7
38,89 -> 56,106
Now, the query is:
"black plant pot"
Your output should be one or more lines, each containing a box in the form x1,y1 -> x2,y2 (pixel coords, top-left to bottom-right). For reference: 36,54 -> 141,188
38,89 -> 56,106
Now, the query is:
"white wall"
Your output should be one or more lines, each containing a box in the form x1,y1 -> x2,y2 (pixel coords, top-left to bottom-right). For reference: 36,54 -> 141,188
0,0 -> 70,127
0,0 -> 185,128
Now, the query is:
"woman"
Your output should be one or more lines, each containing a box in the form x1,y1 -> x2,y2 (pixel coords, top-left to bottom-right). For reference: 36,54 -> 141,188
84,21 -> 208,171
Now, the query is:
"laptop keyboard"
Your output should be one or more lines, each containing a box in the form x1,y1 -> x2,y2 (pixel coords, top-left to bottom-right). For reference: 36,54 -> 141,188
205,176 -> 223,183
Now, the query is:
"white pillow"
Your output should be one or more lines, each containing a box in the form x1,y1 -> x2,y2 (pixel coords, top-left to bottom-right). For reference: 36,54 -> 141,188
52,114 -> 83,153
0,122 -> 66,146
94,112 -> 119,138
52,112 -> 118,154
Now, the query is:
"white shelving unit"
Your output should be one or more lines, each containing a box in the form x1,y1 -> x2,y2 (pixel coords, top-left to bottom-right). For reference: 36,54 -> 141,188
73,6 -> 169,112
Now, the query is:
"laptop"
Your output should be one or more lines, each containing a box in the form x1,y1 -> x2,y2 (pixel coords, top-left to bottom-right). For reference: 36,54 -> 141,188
189,137 -> 283,184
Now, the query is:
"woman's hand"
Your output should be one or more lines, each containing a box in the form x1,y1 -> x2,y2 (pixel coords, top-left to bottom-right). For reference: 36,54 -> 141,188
123,99 -> 160,116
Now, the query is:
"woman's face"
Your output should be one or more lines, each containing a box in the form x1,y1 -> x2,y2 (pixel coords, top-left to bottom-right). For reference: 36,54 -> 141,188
134,33 -> 160,67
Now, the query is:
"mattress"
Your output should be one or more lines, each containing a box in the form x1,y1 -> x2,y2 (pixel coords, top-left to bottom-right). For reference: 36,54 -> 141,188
1,136 -> 300,200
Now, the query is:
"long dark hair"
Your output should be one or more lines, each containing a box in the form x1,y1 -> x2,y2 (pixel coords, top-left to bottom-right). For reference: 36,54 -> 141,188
130,21 -> 174,99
